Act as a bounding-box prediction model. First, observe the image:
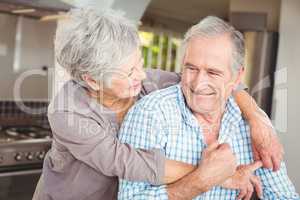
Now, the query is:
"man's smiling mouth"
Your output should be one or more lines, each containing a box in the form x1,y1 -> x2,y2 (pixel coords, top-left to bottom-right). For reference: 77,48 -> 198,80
190,88 -> 216,96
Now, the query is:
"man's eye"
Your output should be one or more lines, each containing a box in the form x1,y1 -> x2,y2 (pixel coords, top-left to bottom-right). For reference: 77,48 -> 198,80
186,66 -> 196,71
208,71 -> 219,76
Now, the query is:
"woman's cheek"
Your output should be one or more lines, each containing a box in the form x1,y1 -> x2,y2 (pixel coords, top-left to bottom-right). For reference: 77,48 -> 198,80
116,80 -> 132,97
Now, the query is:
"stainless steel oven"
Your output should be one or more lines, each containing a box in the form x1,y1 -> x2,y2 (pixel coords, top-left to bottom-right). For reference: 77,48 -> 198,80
0,126 -> 52,200
0,168 -> 42,199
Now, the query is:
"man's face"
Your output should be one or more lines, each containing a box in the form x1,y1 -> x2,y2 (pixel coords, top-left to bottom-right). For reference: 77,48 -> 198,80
181,34 -> 242,115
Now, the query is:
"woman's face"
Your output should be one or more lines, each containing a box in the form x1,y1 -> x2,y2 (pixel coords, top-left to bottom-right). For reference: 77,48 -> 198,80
103,48 -> 146,99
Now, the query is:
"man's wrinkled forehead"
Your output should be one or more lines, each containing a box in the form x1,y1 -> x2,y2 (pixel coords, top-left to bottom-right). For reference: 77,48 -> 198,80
183,35 -> 232,70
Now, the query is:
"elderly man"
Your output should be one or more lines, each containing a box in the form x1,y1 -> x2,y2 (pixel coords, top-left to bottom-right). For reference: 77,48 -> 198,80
118,16 -> 299,200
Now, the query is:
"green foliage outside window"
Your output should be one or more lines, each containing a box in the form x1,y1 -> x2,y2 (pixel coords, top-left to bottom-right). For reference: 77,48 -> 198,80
139,31 -> 182,72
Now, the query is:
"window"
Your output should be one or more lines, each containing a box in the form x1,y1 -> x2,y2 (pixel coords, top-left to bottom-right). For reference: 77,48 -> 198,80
139,28 -> 182,72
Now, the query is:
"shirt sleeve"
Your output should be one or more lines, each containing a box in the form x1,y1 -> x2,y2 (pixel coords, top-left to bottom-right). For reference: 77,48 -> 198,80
255,162 -> 300,199
47,111 -> 165,185
117,102 -> 169,200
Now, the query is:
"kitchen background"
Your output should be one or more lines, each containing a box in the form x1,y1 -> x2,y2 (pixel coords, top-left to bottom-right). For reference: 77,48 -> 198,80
0,0 -> 299,199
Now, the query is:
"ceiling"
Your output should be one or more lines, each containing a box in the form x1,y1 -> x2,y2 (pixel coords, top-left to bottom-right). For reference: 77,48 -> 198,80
0,0 -> 71,18
0,0 -> 230,30
142,0 -> 230,33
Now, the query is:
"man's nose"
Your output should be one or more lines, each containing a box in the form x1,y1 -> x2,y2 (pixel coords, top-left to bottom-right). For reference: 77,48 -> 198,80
191,70 -> 211,90
195,70 -> 209,83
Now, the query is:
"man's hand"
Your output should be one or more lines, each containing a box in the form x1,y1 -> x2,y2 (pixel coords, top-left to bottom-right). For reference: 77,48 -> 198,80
221,161 -> 263,200
249,108 -> 284,171
196,142 -> 237,192
167,141 -> 237,200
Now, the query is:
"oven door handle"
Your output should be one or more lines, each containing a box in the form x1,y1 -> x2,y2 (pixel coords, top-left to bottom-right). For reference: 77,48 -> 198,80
0,169 -> 42,177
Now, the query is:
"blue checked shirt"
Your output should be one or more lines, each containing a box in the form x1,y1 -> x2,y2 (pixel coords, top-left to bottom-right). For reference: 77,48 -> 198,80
118,84 -> 299,200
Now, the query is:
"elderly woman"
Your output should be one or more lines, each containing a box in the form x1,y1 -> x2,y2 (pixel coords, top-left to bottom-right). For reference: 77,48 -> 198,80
34,8 -> 283,200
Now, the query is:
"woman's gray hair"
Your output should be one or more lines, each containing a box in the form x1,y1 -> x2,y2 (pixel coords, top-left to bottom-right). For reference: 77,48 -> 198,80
181,16 -> 245,74
55,8 -> 140,85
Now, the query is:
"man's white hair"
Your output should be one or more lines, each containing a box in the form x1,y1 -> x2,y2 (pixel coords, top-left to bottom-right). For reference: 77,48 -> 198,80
55,8 -> 140,85
181,16 -> 245,73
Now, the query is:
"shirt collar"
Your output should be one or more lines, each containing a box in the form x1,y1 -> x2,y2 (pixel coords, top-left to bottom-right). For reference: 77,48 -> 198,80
176,84 -> 200,128
218,95 -> 244,143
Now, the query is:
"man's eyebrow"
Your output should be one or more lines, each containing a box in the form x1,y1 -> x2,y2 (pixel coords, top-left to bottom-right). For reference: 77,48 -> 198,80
184,62 -> 199,68
184,62 -> 224,74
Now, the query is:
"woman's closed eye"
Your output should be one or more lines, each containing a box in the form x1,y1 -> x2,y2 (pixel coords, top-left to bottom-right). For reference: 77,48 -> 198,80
127,69 -> 134,77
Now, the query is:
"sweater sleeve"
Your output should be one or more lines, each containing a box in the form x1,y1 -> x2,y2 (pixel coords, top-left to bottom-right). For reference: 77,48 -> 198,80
48,111 -> 165,185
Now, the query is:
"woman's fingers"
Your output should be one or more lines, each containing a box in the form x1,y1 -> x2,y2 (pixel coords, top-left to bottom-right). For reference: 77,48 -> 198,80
247,161 -> 263,172
250,175 -> 263,199
237,187 -> 247,200
252,144 -> 261,161
244,183 -> 254,200
260,149 -> 273,169
232,162 -> 264,200
237,183 -> 253,200
272,154 -> 282,171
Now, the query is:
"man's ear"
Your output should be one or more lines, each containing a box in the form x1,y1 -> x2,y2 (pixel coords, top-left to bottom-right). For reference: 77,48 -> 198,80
233,66 -> 245,89
81,74 -> 100,91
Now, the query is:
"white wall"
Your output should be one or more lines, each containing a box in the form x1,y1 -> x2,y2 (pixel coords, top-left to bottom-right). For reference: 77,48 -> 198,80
14,17 -> 55,71
272,0 -> 300,192
0,13 -> 56,101
230,0 -> 281,31
0,14 -> 17,100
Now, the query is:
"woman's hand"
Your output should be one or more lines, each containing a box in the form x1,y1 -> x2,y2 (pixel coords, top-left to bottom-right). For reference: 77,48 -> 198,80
221,161 -> 263,200
249,108 -> 284,171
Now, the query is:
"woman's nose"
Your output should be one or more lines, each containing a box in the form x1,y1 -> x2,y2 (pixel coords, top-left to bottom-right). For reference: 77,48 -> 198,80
133,61 -> 146,81
136,67 -> 146,81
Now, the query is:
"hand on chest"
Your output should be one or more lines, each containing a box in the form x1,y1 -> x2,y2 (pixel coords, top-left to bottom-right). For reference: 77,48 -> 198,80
164,122 -> 252,166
